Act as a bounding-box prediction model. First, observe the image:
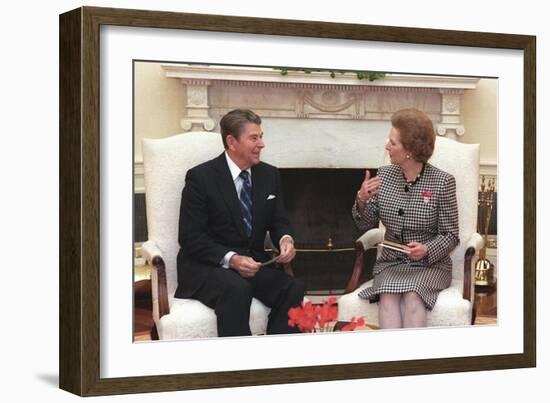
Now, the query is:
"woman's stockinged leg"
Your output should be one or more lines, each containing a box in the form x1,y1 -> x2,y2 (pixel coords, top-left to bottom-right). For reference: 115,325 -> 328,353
402,291 -> 427,328
379,293 -> 402,329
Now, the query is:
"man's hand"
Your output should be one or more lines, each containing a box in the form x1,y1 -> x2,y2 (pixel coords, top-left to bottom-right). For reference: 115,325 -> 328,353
406,242 -> 428,261
277,237 -> 296,264
229,255 -> 261,278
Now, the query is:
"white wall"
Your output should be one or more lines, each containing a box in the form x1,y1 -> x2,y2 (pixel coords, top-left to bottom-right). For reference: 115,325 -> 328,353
134,62 -> 183,154
2,1 -> 545,402
463,78 -> 498,164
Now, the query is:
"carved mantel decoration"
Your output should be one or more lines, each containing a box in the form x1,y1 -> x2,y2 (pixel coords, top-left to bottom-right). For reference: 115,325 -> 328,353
179,79 -> 216,132
162,64 -> 479,140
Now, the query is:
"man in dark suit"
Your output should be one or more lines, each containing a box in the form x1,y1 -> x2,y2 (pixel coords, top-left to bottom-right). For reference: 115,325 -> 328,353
175,109 -> 304,337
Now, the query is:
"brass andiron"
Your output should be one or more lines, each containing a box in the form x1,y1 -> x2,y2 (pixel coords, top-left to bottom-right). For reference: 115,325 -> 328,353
475,176 -> 496,286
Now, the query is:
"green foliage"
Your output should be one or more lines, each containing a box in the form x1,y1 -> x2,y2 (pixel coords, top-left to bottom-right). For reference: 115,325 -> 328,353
273,67 -> 386,81
366,72 -> 386,81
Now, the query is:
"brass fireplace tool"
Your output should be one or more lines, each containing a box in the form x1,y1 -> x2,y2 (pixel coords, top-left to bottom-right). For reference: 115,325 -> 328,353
475,176 -> 496,287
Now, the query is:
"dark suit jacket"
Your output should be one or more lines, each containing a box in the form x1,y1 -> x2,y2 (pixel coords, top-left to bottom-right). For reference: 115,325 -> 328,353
175,153 -> 293,299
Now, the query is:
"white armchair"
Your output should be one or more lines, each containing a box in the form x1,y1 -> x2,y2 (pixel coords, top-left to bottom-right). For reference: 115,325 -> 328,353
141,131 -> 271,340
338,136 -> 484,327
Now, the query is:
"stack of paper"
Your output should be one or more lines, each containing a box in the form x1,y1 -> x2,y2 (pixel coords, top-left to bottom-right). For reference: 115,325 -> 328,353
380,240 -> 410,254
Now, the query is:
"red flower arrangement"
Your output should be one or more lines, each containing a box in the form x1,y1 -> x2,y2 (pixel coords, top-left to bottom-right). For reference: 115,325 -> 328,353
341,316 -> 366,331
288,297 -> 366,333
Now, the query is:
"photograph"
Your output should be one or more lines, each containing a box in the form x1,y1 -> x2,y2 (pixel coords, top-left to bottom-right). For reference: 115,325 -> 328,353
132,62 -> 499,343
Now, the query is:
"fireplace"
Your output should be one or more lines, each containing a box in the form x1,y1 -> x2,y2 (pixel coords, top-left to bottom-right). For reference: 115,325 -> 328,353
279,168 -> 377,295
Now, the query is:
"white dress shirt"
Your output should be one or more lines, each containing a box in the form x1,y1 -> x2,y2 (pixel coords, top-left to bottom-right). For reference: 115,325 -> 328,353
221,152 -> 292,268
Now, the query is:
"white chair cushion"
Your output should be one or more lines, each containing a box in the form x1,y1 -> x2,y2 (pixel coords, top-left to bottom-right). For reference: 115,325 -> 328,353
429,137 -> 479,281
143,132 -> 224,299
337,279 -> 471,327
159,297 -> 271,340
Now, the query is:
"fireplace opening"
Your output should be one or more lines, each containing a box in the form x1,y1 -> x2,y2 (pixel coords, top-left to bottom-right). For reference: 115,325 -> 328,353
279,168 -> 377,296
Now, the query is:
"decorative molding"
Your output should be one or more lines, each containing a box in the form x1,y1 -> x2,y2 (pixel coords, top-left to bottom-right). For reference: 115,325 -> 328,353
135,160 -> 145,193
437,91 -> 464,139
179,79 -> 216,132
302,90 -> 360,115
180,117 -> 216,132
436,124 -> 466,138
181,78 -> 211,86
368,86 -> 439,93
162,64 -> 479,89
162,64 -> 479,129
479,160 -> 497,177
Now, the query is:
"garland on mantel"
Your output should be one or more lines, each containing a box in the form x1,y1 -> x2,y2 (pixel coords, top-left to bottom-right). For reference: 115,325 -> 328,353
274,67 -> 386,81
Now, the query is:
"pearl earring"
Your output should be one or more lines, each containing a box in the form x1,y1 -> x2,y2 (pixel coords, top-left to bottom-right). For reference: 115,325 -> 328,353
406,154 -> 411,159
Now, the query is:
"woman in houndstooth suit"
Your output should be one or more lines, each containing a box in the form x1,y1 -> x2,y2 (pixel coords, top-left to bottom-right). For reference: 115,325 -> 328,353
352,108 -> 459,329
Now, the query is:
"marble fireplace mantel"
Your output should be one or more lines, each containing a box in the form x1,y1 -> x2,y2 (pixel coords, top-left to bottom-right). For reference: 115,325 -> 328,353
134,65 -> 482,192
161,63 -> 479,140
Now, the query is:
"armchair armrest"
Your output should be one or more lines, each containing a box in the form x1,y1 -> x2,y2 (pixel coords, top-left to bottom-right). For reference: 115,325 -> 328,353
463,232 -> 484,307
345,228 -> 385,293
141,240 -> 170,319
356,228 -> 385,251
264,232 -> 295,277
282,263 -> 295,277
466,232 -> 484,252
141,240 -> 163,263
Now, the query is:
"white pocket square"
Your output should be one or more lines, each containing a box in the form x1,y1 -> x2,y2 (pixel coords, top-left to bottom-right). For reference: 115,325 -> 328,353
267,194 -> 276,200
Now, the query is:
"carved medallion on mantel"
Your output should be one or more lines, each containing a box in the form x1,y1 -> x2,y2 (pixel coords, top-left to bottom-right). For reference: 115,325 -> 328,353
298,89 -> 363,119
162,64 -> 479,138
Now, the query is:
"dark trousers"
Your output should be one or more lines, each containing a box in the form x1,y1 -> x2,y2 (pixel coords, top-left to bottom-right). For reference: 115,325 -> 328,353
192,266 -> 305,337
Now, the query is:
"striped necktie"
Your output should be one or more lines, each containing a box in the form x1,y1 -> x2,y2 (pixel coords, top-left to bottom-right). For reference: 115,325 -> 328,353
239,170 -> 253,237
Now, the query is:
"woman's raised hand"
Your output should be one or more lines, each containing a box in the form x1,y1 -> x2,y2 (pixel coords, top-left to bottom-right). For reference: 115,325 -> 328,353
357,169 -> 381,202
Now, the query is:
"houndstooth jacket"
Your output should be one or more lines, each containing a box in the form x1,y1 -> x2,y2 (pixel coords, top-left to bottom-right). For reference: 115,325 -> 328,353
352,163 -> 459,274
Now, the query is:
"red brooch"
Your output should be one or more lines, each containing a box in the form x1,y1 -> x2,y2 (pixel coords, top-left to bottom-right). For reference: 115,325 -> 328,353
422,190 -> 432,203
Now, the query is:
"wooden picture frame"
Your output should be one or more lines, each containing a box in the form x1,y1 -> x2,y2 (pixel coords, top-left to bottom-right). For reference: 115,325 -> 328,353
59,6 -> 536,396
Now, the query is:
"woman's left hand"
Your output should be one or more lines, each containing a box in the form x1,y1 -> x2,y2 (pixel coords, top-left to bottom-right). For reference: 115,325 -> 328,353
406,242 -> 428,261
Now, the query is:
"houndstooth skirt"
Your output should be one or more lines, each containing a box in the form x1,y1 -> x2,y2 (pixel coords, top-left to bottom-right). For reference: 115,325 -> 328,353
357,262 -> 452,310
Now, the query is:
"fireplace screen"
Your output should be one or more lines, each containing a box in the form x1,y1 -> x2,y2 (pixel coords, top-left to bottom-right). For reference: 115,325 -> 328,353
279,168 -> 377,294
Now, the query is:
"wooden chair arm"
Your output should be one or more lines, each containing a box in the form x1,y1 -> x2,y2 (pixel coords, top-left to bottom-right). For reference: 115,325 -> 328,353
282,262 -> 295,277
463,246 -> 476,301
345,241 -> 367,293
344,228 -> 383,293
463,246 -> 476,324
151,255 -> 170,319
462,233 -> 483,325
141,240 -> 170,318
